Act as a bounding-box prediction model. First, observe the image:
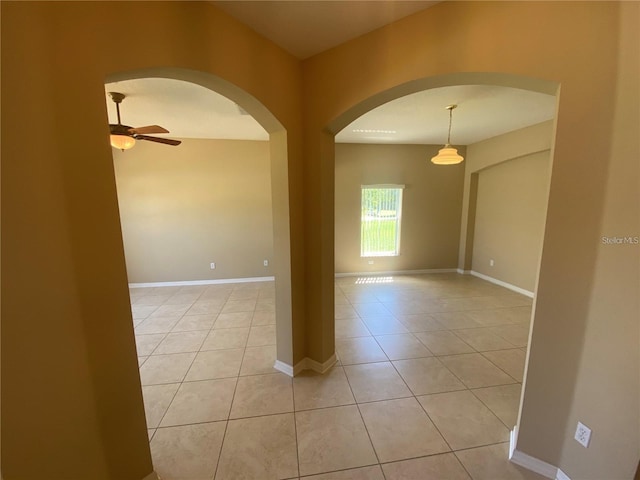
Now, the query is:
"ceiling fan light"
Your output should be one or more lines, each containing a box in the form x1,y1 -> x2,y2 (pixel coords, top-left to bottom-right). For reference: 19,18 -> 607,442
110,134 -> 136,151
431,145 -> 464,165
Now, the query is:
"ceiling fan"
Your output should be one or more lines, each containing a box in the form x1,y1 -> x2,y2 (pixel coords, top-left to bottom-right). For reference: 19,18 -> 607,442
108,92 -> 181,151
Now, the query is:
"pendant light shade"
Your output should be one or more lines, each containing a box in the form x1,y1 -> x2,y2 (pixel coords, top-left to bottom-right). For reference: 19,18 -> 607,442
431,104 -> 464,165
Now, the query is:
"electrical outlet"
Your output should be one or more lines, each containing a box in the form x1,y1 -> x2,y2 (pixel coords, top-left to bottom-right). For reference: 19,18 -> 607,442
263,260 -> 269,267
368,260 -> 374,265
210,262 -> 216,270
489,259 -> 495,267
574,421 -> 591,448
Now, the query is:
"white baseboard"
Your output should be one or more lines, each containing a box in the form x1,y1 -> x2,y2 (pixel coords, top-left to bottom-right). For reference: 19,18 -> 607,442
142,472 -> 160,480
335,268 -> 457,278
510,450 -> 558,479
280,354 -> 338,376
469,270 -> 534,298
457,268 -> 472,274
129,276 -> 275,288
274,360 -> 294,377
509,426 -> 563,479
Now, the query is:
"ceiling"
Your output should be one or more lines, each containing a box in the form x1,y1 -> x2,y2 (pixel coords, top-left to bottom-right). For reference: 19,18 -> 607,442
105,2 -> 557,146
212,1 -> 439,60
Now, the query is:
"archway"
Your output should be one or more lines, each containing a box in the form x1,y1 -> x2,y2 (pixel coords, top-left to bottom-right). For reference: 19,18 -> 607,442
106,67 -> 295,373
325,70 -> 560,450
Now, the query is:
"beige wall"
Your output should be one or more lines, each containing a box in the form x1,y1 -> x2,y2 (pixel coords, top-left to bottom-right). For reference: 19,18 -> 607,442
114,138 -> 274,283
334,143 -> 464,273
302,2 -> 638,478
460,121 -> 555,272
471,151 -> 551,292
1,2 -> 303,478
2,1 -> 639,479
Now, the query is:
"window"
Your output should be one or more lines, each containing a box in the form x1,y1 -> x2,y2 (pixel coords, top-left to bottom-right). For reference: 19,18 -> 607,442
361,185 -> 404,257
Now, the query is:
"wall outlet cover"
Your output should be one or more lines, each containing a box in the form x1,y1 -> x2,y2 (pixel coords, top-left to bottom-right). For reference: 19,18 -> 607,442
574,421 -> 591,448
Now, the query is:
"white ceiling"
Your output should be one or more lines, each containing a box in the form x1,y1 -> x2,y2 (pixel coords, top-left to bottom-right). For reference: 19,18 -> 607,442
104,2 -> 557,146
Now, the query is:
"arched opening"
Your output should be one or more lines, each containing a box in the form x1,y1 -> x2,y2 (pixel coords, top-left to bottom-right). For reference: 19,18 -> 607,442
328,71 -> 560,455
103,69 -> 295,450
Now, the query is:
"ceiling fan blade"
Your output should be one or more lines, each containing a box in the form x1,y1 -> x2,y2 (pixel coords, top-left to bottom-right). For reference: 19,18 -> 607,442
128,125 -> 169,135
136,135 -> 181,146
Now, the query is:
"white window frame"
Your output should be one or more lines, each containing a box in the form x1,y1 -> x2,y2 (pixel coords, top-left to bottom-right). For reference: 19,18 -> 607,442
360,184 -> 404,257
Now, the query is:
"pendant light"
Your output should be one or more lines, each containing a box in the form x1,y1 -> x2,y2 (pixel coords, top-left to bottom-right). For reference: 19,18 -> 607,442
431,104 -> 464,165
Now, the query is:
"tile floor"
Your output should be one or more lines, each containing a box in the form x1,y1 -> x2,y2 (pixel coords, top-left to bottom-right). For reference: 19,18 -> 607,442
131,273 -> 546,480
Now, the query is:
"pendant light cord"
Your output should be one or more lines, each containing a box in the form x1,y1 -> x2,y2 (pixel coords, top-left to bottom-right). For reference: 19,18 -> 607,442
447,107 -> 453,145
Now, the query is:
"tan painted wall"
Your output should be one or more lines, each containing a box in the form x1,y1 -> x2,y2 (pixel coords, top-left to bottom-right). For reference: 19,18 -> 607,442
1,2 -> 303,478
302,1 -> 638,478
460,121 -> 555,271
114,138 -> 274,283
471,151 -> 551,292
334,143 -> 464,273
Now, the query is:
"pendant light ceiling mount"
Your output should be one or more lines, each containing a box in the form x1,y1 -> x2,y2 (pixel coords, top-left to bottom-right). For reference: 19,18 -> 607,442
431,104 -> 464,165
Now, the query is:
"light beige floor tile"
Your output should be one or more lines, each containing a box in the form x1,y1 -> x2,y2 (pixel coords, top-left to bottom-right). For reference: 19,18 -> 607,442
134,294 -> 172,306
482,348 -> 526,382
185,300 -> 223,316
359,397 -> 450,463
381,453 -> 471,480
247,324 -> 277,346
178,285 -> 207,294
472,383 -> 522,428
346,292 -> 380,304
151,422 -> 225,480
490,324 -> 531,347
296,405 -> 377,477
453,328 -> 516,352
214,311 -> 253,328
334,292 -> 349,305
139,352 -> 196,385
230,373 -> 293,418
344,362 -> 411,402
154,330 -> 208,355
221,299 -> 257,314
255,300 -> 275,312
135,333 -> 166,356
135,316 -> 181,335
455,442 -> 548,480
335,304 -> 359,320
488,295 -> 532,308
149,303 -> 192,318
335,319 -> 371,338
430,312 -> 484,330
374,334 -> 433,360
361,316 -> 409,335
160,378 -> 236,426
228,290 -> 259,301
131,304 -> 159,319
301,465 -> 384,479
392,357 -> 465,395
439,353 -> 517,389
418,390 -> 510,450
171,314 -> 216,332
240,345 -> 278,375
201,327 -> 250,350
138,356 -> 148,367
395,314 -> 445,332
185,348 -> 244,381
252,310 -> 276,325
414,331 -> 475,355
293,367 -> 355,411
142,383 -> 180,428
147,428 -> 156,441
467,308 -> 521,327
353,303 -> 392,318
165,292 -> 201,305
216,413 -> 298,480
335,337 -> 388,365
